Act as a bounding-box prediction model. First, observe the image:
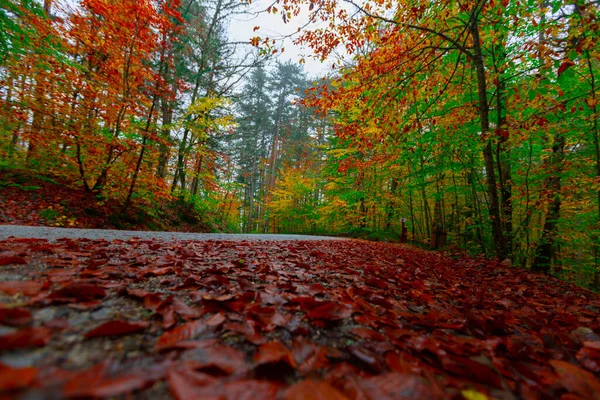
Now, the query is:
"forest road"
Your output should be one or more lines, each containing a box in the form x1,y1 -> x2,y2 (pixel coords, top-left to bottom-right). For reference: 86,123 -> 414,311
0,225 -> 347,242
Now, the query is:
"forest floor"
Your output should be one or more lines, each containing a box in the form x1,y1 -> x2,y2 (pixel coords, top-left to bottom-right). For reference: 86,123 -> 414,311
0,168 -> 212,232
1,236 -> 599,399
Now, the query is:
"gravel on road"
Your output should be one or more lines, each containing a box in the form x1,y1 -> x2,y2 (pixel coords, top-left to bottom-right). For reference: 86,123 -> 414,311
0,225 -> 346,242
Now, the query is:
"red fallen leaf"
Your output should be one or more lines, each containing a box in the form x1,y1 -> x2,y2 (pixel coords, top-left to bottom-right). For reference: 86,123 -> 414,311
205,312 -> 226,327
0,363 -> 37,392
284,379 -> 348,400
254,342 -> 296,368
385,352 -> 423,374
307,302 -> 354,320
0,255 -> 26,266
350,327 -> 386,341
168,364 -> 280,400
439,354 -> 503,389
70,374 -> 151,397
348,344 -> 383,373
223,321 -> 266,345
167,364 -> 219,400
200,293 -> 235,301
48,283 -> 106,301
355,373 -> 436,399
181,345 -> 247,375
249,305 -> 290,331
0,280 -> 43,296
143,293 -> 164,310
0,326 -> 52,351
550,359 -> 600,399
171,297 -> 202,320
64,361 -> 166,398
366,277 -> 388,289
289,296 -> 324,310
0,306 -> 32,326
308,283 -> 326,296
67,300 -> 103,310
84,320 -> 149,338
156,320 -> 206,351
218,380 -> 281,400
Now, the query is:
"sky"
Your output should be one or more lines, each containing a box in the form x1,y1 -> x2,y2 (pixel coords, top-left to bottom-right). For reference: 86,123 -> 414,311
227,0 -> 333,78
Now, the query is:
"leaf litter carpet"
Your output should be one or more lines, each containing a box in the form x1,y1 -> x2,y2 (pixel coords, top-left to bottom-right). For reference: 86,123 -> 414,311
0,238 -> 599,399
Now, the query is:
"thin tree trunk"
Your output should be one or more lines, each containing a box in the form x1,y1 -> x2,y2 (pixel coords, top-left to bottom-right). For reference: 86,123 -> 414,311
470,13 -> 506,260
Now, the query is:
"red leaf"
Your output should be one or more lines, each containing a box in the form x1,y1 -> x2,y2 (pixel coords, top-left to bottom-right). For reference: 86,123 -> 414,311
308,283 -> 325,295
48,283 -> 106,301
0,327 -> 52,351
307,302 -> 353,320
181,345 -> 247,375
355,373 -> 436,399
0,280 -> 43,296
558,60 -> 575,77
284,380 -> 348,400
550,359 -> 600,399
84,320 -> 149,338
0,306 -> 32,326
350,327 -> 386,341
167,364 -> 218,400
168,364 -> 280,400
156,320 -> 206,351
0,255 -> 27,266
0,363 -> 37,392
63,361 -> 164,398
254,342 -> 296,368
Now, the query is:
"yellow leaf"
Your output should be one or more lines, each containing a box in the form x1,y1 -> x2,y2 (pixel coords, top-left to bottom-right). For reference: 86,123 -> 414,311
461,390 -> 488,400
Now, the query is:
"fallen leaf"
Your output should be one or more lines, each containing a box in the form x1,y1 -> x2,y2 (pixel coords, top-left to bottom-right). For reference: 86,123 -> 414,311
0,255 -> 27,266
0,327 -> 52,351
48,283 -> 106,301
0,363 -> 37,392
0,306 -> 32,326
254,342 -> 296,368
84,320 -> 149,338
0,280 -> 43,296
306,302 -> 353,320
550,359 -> 600,399
156,320 -> 206,351
284,379 -> 348,399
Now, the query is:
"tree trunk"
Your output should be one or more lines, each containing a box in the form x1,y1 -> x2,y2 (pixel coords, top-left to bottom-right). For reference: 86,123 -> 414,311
470,13 -> 506,260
